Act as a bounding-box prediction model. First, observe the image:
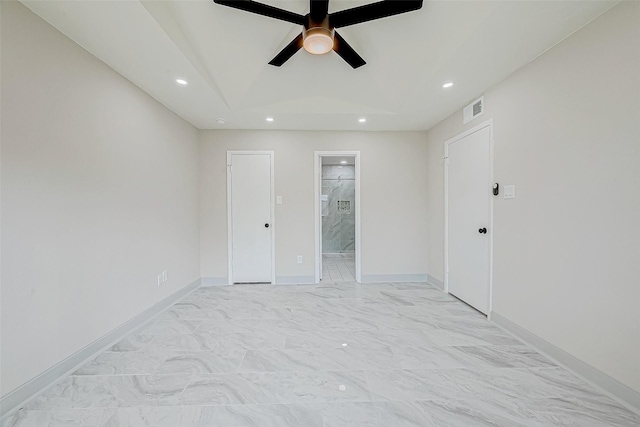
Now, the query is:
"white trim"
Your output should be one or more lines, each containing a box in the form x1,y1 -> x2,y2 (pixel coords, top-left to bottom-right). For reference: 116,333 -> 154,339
361,274 -> 427,283
0,278 -> 202,420
226,151 -> 233,285
443,119 -> 494,313
355,154 -> 361,283
427,274 -> 445,290
200,277 -> 229,286
488,123 -> 495,313
444,151 -> 449,291
314,151 -> 362,284
269,152 -> 276,285
314,154 -> 322,282
491,311 -> 640,415
275,275 -> 316,285
226,151 -> 276,285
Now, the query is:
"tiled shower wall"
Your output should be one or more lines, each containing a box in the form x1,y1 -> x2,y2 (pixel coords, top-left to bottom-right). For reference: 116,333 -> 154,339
322,165 -> 355,253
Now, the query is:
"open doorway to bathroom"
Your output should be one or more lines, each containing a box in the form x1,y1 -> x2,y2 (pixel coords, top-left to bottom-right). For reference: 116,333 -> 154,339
314,151 -> 361,283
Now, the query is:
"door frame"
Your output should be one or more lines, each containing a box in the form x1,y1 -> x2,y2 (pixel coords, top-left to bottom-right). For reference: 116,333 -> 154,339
227,150 -> 276,285
444,119 -> 494,314
314,151 -> 361,283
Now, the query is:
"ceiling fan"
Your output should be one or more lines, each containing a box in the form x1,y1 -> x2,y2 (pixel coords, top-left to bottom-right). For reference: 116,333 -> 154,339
213,0 -> 424,68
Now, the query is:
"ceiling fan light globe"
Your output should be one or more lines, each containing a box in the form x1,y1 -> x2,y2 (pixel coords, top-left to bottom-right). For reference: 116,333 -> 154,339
303,27 -> 334,55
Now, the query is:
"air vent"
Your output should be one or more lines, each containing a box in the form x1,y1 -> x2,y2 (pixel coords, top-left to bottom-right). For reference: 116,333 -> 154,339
463,96 -> 484,124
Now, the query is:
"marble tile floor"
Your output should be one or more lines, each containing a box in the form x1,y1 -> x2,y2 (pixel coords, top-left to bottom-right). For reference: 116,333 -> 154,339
4,281 -> 639,426
321,254 -> 355,283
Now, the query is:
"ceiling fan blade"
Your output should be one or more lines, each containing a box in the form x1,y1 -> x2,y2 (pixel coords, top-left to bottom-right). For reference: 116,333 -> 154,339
213,0 -> 305,25
268,33 -> 304,66
333,32 -> 366,69
330,0 -> 423,28
310,0 -> 329,22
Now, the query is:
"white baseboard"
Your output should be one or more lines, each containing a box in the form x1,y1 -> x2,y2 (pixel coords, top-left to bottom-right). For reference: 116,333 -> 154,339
200,277 -> 229,286
360,274 -> 427,283
427,274 -> 444,290
0,278 -> 202,420
490,311 -> 640,415
276,275 -> 316,285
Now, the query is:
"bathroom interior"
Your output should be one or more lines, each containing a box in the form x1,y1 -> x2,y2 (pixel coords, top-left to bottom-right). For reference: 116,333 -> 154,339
321,156 -> 356,282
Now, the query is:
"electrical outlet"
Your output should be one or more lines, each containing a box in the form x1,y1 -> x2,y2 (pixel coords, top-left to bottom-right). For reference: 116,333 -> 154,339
157,271 -> 168,286
297,255 -> 303,264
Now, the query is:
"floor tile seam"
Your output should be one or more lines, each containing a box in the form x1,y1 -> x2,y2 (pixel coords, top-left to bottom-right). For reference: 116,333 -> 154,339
172,375 -> 195,402
235,349 -> 250,374
506,395 -> 640,414
523,366 -> 568,372
185,368 -> 371,376
361,370 -> 377,404
360,366 -> 537,378
101,348 -> 146,355
234,366 -> 408,375
68,373 -> 206,379
10,407 -> 110,413
97,402 -> 316,409
158,396 -> 375,409
388,343 -> 533,354
179,316 -> 291,321
365,396 -> 515,406
71,368 -> 169,377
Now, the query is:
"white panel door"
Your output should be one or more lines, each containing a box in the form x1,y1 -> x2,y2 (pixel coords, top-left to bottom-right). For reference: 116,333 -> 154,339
447,125 -> 492,314
230,153 -> 272,283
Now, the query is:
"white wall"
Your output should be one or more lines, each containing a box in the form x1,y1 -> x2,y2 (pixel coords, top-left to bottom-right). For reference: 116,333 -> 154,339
426,2 -> 640,392
1,1 -> 200,395
199,130 -> 428,283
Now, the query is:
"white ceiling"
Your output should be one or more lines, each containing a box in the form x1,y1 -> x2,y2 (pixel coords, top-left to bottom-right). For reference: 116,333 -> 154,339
20,0 -> 616,131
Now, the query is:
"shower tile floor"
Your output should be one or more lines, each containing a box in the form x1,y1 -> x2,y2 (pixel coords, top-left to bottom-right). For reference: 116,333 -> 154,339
5,280 -> 639,426
321,253 -> 355,282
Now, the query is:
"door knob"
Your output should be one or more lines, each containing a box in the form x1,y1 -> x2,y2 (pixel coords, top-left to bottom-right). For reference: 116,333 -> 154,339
478,227 -> 487,234
265,223 -> 270,228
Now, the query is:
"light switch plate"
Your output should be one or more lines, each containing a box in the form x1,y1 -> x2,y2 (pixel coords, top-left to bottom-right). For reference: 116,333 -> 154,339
504,185 -> 515,199
276,196 -> 283,205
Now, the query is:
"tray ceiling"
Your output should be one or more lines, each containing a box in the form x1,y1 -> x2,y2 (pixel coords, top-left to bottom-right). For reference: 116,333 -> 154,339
20,0 -> 616,130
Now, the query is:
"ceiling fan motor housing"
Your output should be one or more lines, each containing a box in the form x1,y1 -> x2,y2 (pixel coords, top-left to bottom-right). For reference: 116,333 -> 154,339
213,0 -> 423,68
303,16 -> 335,55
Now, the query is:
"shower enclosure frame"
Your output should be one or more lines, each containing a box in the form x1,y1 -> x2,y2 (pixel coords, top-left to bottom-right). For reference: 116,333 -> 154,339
314,151 -> 361,283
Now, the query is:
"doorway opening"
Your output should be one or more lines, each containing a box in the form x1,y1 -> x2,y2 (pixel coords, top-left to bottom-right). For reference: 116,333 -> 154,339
314,151 -> 361,283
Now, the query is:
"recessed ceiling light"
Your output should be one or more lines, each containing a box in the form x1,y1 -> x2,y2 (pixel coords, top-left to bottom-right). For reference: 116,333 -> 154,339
216,118 -> 226,125
358,118 -> 366,123
442,82 -> 454,88
340,160 -> 348,164
266,117 -> 274,122
176,79 -> 188,85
